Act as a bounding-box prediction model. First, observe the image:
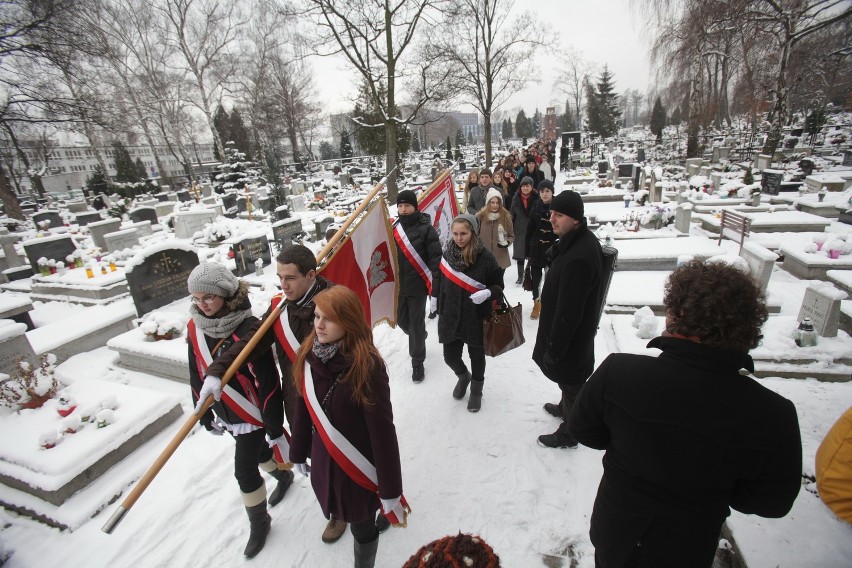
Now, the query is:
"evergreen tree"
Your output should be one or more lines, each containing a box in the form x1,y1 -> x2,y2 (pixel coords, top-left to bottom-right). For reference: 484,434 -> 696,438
743,166 -> 754,185
319,141 -> 336,161
532,109 -> 542,137
228,109 -> 253,159
670,105 -> 682,126
515,110 -> 532,140
502,119 -> 512,139
650,97 -> 666,144
352,80 -> 410,158
112,141 -> 138,183
340,129 -> 354,161
445,136 -> 452,161
135,157 -> 148,181
85,165 -> 109,195
584,79 -> 599,133
805,108 -> 826,134
455,129 -> 466,147
467,131 -> 475,145
560,99 -> 576,132
411,131 -> 422,153
213,104 -> 229,161
263,146 -> 286,211
213,142 -> 263,194
592,65 -> 621,138
454,142 -> 462,161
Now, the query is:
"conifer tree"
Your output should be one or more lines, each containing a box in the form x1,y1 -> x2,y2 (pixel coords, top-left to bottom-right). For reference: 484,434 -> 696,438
340,129 -> 354,161
445,136 -> 452,161
650,97 -> 666,144
112,141 -> 138,183
85,165 -> 109,195
455,129 -> 466,147
532,108 -> 542,137
213,142 -> 263,194
213,105 -> 229,162
502,119 -> 512,139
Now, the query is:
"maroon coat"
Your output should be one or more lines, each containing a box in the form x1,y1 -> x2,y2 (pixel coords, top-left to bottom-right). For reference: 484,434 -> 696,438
289,350 -> 403,523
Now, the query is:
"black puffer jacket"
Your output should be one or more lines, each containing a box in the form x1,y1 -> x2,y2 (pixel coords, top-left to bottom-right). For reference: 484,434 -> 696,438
510,191 -> 539,261
532,220 -> 604,385
434,246 -> 504,346
525,198 -> 556,268
395,211 -> 441,297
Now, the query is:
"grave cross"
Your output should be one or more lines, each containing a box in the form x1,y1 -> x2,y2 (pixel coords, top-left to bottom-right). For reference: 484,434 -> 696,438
235,243 -> 248,273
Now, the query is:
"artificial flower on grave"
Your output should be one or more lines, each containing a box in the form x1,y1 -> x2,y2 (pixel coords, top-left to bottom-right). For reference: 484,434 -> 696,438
0,354 -> 61,410
56,396 -> 77,417
37,257 -> 50,276
39,432 -> 60,450
139,312 -> 185,341
96,408 -> 114,428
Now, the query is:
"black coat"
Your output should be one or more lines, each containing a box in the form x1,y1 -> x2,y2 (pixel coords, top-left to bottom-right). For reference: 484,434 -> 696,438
395,212 -> 441,297
532,220 -> 603,385
568,337 -> 802,568
434,246 -> 504,346
524,199 -> 556,268
510,191 -> 539,261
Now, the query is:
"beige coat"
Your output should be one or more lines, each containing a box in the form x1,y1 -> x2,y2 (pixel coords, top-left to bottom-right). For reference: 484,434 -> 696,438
479,213 -> 514,269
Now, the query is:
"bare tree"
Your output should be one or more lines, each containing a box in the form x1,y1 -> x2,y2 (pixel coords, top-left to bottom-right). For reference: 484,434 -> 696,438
306,0 -> 456,199
553,46 -> 592,128
439,0 -> 547,167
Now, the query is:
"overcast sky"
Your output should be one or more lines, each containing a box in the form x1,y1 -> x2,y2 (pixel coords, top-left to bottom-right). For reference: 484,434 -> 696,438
308,0 -> 652,117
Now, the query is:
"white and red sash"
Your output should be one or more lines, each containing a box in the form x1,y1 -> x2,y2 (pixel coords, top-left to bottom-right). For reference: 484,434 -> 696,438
439,257 -> 486,294
188,320 -> 264,428
270,294 -> 301,363
301,363 -> 410,524
393,222 -> 432,294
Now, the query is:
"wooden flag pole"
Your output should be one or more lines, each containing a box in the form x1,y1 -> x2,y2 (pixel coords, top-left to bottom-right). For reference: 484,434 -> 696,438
101,173 -> 393,534
416,167 -> 454,203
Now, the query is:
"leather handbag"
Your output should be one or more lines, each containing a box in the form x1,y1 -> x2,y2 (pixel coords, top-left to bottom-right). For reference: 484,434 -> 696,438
522,263 -> 533,291
483,293 -> 525,357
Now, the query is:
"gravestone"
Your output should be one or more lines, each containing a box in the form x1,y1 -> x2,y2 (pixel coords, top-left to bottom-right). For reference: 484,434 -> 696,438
275,205 -> 291,220
126,247 -> 200,317
338,173 -> 351,187
104,228 -> 140,253
201,196 -> 217,207
314,215 -> 335,241
126,220 -> 153,238
675,204 -> 692,233
201,184 -> 213,198
230,235 -> 272,276
173,209 -> 216,239
598,161 -> 609,175
761,169 -> 784,196
712,147 -> 722,163
779,181 -> 803,193
617,163 -> 634,179
843,151 -> 852,167
22,234 -> 78,272
740,242 -> 777,294
562,131 -> 581,151
292,181 -> 306,194
648,170 -> 661,203
66,201 -> 88,214
129,207 -> 159,226
0,228 -> 24,269
154,192 -> 170,202
221,193 -> 237,213
711,172 -> 723,191
88,218 -> 122,251
633,167 -> 643,191
799,158 -> 815,176
0,321 -> 36,376
797,284 -> 844,337
753,154 -> 771,172
790,128 -> 804,137
74,212 -> 103,226
272,218 -> 303,249
176,190 -> 192,202
258,196 -> 270,213
236,197 -> 247,213
31,211 -> 63,229
636,148 -> 646,163
288,194 -> 307,213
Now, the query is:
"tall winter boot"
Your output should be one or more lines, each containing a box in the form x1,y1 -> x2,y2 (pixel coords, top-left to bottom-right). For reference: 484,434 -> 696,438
242,487 -> 271,559
452,371 -> 471,400
530,299 -> 542,320
467,380 -> 484,412
260,460 -> 294,507
354,535 -> 379,568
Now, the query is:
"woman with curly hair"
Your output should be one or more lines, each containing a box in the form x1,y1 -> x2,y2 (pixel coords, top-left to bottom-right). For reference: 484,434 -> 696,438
289,286 -> 407,568
568,260 -> 802,568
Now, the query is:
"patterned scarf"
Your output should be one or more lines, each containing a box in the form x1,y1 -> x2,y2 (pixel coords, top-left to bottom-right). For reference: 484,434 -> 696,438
312,336 -> 341,362
443,234 -> 484,270
190,304 -> 252,339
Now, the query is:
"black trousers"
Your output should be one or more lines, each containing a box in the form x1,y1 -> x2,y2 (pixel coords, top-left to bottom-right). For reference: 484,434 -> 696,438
558,382 -> 584,437
397,294 -> 427,366
443,339 -> 485,382
351,516 -> 379,544
531,266 -> 544,299
233,428 -> 273,494
516,259 -> 524,280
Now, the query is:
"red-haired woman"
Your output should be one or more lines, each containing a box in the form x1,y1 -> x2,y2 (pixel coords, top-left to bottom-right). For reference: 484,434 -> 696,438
289,287 -> 407,568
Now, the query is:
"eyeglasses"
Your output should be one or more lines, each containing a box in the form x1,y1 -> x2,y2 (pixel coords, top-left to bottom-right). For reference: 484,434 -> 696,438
190,294 -> 218,305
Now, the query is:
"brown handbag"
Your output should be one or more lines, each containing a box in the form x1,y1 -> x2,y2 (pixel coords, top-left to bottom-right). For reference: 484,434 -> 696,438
522,262 -> 533,291
483,293 -> 525,357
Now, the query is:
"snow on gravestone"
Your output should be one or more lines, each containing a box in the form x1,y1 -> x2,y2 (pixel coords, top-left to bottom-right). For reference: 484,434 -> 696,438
103,228 -> 140,254
30,210 -> 63,229
128,207 -> 159,226
22,234 -> 78,272
125,244 -> 200,317
797,283 -> 846,338
272,218 -> 303,249
87,218 -> 121,251
229,234 -> 271,276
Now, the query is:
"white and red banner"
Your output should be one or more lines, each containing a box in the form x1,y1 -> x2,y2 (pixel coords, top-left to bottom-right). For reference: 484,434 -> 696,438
319,199 -> 399,327
270,295 -> 301,363
439,258 -> 486,294
418,170 -> 459,248
392,223 -> 432,294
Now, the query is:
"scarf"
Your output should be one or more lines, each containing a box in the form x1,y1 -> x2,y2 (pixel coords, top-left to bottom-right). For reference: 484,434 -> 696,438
312,336 -> 341,363
443,235 -> 484,271
190,304 -> 252,339
487,212 -> 499,221
521,192 -> 531,209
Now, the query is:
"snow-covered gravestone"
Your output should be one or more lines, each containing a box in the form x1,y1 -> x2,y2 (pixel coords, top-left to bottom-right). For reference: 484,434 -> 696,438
761,169 -> 784,196
74,212 -> 103,227
125,244 -> 200,317
128,207 -> 158,226
272,218 -> 303,250
0,320 -> 35,376
22,234 -> 77,273
125,220 -> 153,238
740,242 -> 777,294
753,154 -> 771,172
30,210 -> 63,229
103,228 -> 140,254
675,203 -> 692,233
88,218 -> 121,251
173,209 -> 216,239
288,194 -> 307,213
797,284 -> 846,338
229,234 -> 271,277
843,150 -> 852,167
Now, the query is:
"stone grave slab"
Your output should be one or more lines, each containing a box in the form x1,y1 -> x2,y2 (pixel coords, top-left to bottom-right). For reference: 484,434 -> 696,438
104,228 -> 140,253
129,207 -> 159,226
0,228 -> 24,269
73,212 -> 103,226
221,193 -> 237,214
88,218 -> 121,251
272,218 -> 304,249
229,234 -> 272,276
741,241 -> 778,294
29,269 -> 129,305
753,154 -> 771,172
761,169 -> 783,195
797,284 -> 846,337
699,210 -> 830,234
805,173 -> 846,193
275,205 -> 291,220
153,192 -> 169,202
780,246 -> 852,280
125,220 -> 153,238
173,210 -> 216,239
108,320 -> 190,382
0,320 -> 35,375
126,246 -> 199,316
314,215 -> 335,241
0,292 -> 34,330
674,204 -> 692,233
288,194 -> 307,213
66,201 -> 88,214
176,190 -> 191,202
154,202 -> 176,218
31,211 -> 63,229
22,234 -> 78,272
617,163 -> 634,179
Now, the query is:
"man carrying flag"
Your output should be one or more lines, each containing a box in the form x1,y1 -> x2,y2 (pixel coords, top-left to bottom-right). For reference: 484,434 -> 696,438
197,245 -> 347,545
392,189 -> 441,383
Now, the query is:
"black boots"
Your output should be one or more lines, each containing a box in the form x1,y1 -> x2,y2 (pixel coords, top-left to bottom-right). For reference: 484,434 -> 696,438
267,468 -> 294,507
537,427 -> 579,449
467,380 -> 484,412
244,500 -> 271,558
543,402 -> 562,418
452,371 -> 471,400
412,365 -> 425,383
354,535 -> 379,568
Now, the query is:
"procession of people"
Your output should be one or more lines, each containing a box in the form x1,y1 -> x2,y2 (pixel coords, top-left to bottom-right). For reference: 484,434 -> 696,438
187,142 -> 803,568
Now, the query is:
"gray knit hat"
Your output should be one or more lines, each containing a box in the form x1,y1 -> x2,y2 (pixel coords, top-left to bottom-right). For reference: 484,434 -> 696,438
453,213 -> 479,236
187,262 -> 239,298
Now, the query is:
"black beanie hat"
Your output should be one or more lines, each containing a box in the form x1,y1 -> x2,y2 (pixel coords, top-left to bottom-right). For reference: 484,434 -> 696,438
396,190 -> 418,209
525,155 -> 537,165
550,191 -> 584,220
538,179 -> 554,192
520,176 -> 534,187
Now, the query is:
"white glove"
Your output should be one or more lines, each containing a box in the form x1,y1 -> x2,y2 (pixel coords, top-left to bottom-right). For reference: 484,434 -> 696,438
469,289 -> 491,305
194,376 -> 222,414
430,297 -> 438,313
294,463 -> 310,477
381,496 -> 406,525
266,434 -> 291,466
208,420 -> 225,436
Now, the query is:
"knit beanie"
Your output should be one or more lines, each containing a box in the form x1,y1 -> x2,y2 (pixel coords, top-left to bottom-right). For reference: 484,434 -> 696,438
525,155 -> 537,165
520,176 -> 534,187
550,190 -> 584,220
485,188 -> 503,206
187,262 -> 239,298
396,189 -> 418,209
453,213 -> 479,236
538,179 -> 554,192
